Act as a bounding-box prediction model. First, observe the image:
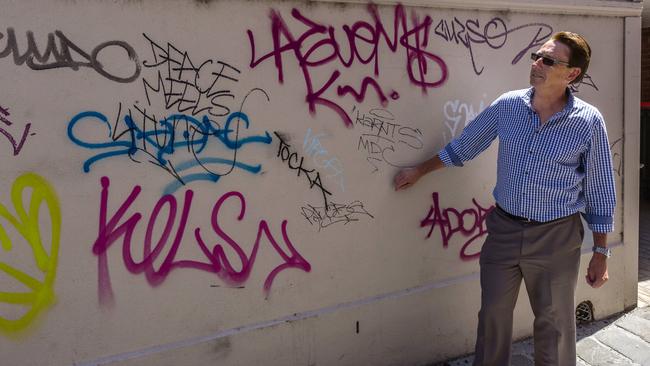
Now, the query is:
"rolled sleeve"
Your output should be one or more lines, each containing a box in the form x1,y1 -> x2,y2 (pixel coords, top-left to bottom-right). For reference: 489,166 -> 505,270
582,114 -> 616,233
438,99 -> 500,167
438,144 -> 462,167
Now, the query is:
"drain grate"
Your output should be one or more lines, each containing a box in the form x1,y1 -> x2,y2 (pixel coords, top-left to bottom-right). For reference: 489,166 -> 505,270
575,300 -> 594,324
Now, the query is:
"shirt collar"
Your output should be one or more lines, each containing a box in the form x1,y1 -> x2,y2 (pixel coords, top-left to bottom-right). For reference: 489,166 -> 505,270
522,87 -> 575,118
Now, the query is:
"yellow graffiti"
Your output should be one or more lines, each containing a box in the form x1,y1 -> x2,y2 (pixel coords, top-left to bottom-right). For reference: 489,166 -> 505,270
0,172 -> 60,335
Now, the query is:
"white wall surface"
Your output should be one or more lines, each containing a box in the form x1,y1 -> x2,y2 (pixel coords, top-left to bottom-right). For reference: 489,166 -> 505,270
0,1 -> 636,365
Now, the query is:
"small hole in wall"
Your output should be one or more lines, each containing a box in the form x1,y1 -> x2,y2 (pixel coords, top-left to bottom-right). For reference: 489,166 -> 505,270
356,321 -> 359,334
576,300 -> 594,324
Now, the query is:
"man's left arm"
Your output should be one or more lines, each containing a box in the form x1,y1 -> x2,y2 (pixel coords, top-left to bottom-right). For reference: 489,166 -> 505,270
582,115 -> 616,288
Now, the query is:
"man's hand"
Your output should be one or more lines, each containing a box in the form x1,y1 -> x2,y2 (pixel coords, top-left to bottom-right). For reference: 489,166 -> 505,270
393,168 -> 423,191
585,253 -> 608,288
393,155 -> 445,191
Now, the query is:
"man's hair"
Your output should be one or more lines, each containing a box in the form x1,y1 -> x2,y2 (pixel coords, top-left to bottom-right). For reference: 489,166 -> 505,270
551,31 -> 591,84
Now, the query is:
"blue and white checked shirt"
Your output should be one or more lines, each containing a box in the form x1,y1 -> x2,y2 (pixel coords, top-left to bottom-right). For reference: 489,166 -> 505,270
438,88 -> 616,233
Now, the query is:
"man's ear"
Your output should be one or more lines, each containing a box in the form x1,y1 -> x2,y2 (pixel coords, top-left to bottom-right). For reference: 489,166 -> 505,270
567,67 -> 582,83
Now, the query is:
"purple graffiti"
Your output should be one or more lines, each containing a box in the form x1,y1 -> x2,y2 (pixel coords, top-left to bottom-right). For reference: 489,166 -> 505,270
420,192 -> 494,261
0,104 -> 33,155
93,176 -> 311,306
433,16 -> 553,76
248,4 -> 448,127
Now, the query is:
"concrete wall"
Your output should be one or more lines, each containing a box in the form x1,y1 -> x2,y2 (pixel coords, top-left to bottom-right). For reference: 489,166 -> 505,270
0,1 -> 640,365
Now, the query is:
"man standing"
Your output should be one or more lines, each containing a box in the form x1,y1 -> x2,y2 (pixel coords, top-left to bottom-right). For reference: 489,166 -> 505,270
394,32 -> 615,366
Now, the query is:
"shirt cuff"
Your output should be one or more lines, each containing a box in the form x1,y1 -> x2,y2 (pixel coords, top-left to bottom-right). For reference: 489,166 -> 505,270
438,144 -> 463,167
588,223 -> 613,233
583,213 -> 614,233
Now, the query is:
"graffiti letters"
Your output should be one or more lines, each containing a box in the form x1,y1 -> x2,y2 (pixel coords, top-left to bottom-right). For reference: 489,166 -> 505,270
442,97 -> 486,143
67,108 -> 272,194
275,132 -> 332,209
93,177 -> 311,305
434,16 -> 552,76
569,74 -> 599,94
0,173 -> 61,335
301,201 -> 373,231
141,34 -> 241,117
420,192 -> 493,261
0,28 -> 140,83
248,4 -> 448,126
355,107 -> 423,173
0,104 -> 33,155
303,128 -> 346,192
610,137 -> 622,177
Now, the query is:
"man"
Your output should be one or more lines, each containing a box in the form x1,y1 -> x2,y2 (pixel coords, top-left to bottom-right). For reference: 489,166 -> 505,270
394,32 -> 615,366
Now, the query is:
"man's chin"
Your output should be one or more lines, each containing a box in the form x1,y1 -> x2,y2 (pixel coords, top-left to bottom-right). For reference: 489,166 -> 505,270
530,76 -> 544,86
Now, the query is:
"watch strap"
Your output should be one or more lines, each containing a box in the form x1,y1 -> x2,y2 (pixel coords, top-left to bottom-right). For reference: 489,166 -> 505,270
592,246 -> 612,258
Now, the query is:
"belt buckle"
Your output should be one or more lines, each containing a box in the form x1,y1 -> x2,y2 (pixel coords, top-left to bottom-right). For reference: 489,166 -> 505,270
522,216 -> 539,224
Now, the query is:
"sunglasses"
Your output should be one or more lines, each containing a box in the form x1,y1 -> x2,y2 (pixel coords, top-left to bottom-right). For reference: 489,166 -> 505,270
530,52 -> 571,67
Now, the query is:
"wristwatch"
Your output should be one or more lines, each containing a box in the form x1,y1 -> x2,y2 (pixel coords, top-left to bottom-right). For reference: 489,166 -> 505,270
592,246 -> 612,258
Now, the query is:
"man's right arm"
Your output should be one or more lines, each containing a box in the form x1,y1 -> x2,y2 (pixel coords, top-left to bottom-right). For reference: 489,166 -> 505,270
393,155 -> 444,190
393,94 -> 503,191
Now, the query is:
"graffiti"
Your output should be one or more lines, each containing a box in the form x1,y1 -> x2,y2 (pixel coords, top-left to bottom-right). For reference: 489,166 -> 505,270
65,33 -> 271,193
569,74 -> 599,93
275,132 -> 332,209
0,173 -> 61,334
301,201 -> 373,231
420,192 -> 493,261
355,107 -> 423,173
433,16 -> 552,76
303,128 -> 345,192
67,107 -> 272,194
610,137 -> 622,177
248,4 -> 448,126
442,97 -> 486,143
141,33 -> 241,117
93,176 -> 311,305
0,28 -> 140,83
0,104 -> 34,155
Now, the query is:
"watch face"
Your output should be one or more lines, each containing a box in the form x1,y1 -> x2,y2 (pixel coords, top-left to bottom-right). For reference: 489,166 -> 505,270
594,246 -> 611,257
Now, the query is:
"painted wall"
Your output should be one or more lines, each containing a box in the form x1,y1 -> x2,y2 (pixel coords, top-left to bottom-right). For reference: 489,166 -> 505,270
0,1 -> 638,365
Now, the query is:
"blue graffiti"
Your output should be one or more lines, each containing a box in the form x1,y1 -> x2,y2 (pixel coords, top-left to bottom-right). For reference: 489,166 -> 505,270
67,110 -> 272,193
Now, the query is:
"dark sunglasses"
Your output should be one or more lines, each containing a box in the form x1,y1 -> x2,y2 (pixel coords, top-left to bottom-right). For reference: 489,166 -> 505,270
530,52 -> 571,67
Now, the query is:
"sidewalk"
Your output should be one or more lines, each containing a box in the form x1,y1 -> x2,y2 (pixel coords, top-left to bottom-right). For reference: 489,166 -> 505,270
437,200 -> 650,365
441,305 -> 650,366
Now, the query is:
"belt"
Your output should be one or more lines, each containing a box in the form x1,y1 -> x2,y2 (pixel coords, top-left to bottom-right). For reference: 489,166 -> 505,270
495,205 -> 541,224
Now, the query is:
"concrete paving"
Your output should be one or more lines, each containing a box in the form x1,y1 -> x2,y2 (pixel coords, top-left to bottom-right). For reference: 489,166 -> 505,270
437,306 -> 650,366
433,200 -> 650,366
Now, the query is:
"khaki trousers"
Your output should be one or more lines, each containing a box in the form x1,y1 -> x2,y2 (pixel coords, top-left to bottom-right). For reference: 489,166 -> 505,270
473,207 -> 584,366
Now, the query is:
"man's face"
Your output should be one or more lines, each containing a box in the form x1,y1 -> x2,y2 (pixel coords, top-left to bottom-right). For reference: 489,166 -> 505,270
529,40 -> 579,89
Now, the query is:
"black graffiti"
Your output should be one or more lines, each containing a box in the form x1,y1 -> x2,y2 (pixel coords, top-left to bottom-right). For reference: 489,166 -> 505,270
434,17 -> 552,75
274,131 -> 332,209
569,74 -> 599,93
0,28 -> 140,83
355,107 -> 423,173
301,201 -> 373,231
142,33 -> 241,117
610,137 -> 622,177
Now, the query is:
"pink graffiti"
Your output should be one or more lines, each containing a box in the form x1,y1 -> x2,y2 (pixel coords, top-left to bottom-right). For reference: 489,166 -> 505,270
248,4 -> 448,127
0,104 -> 32,155
92,176 -> 311,306
420,192 -> 494,261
